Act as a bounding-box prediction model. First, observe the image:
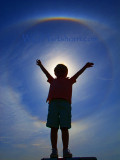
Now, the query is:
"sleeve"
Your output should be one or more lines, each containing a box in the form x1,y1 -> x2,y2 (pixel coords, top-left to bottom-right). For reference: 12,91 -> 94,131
69,76 -> 77,84
47,75 -> 54,84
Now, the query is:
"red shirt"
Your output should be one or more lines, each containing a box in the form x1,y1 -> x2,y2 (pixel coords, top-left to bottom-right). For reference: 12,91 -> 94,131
46,76 -> 76,104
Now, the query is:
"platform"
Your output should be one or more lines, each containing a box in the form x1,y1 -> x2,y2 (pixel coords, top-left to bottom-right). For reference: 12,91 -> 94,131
42,157 -> 97,160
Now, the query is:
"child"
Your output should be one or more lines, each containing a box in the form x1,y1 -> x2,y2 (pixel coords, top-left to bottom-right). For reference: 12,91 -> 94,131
36,59 -> 94,158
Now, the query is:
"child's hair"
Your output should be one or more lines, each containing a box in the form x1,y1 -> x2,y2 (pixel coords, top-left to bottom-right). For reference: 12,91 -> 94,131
54,64 -> 68,78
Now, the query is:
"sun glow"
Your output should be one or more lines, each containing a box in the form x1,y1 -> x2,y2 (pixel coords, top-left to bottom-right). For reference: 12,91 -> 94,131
44,52 -> 77,78
35,46 -> 90,97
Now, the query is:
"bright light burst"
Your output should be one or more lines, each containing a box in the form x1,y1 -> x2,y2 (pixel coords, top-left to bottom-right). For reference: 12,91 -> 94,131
45,52 -> 77,78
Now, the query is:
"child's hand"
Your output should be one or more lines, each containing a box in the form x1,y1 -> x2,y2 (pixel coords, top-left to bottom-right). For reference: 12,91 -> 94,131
36,59 -> 42,66
85,62 -> 94,68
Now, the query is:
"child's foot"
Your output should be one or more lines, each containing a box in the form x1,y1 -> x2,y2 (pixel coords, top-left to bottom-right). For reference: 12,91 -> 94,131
63,148 -> 72,158
50,148 -> 58,158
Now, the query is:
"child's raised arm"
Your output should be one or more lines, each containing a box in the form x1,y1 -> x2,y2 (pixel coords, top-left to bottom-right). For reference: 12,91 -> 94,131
36,59 -> 53,79
71,62 -> 94,80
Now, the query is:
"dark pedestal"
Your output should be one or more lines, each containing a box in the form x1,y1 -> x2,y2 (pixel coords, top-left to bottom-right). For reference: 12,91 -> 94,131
42,157 -> 97,160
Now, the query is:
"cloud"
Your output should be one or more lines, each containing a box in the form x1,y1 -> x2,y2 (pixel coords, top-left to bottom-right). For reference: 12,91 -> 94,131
68,103 -> 120,160
0,83 -> 52,159
0,84 -> 48,144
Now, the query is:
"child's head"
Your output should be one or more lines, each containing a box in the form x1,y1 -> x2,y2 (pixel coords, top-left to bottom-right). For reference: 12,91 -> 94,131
54,64 -> 68,78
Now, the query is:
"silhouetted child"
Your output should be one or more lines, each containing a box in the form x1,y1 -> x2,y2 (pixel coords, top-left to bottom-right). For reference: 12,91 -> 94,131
36,59 -> 94,158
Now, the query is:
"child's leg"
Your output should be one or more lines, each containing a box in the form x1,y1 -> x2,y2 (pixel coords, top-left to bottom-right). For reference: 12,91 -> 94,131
61,127 -> 69,149
51,127 -> 58,149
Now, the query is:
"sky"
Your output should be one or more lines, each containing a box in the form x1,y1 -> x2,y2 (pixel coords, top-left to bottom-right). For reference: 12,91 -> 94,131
0,0 -> 120,160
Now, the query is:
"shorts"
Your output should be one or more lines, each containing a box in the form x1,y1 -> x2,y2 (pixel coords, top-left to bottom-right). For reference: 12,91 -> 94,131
46,99 -> 72,129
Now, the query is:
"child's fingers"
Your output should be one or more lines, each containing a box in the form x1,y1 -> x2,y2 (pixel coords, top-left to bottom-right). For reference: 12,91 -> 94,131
88,62 -> 94,66
36,59 -> 38,63
36,59 -> 39,65
90,63 -> 94,67
86,62 -> 94,68
36,59 -> 40,63
36,59 -> 41,66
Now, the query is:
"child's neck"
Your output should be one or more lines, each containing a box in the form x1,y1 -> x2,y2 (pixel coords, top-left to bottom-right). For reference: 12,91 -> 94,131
57,76 -> 66,79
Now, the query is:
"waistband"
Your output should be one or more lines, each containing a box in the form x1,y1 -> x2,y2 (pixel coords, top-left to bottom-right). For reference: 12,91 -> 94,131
51,98 -> 69,103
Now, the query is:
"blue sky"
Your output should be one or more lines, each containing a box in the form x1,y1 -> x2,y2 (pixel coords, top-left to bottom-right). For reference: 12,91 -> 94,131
0,0 -> 120,160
